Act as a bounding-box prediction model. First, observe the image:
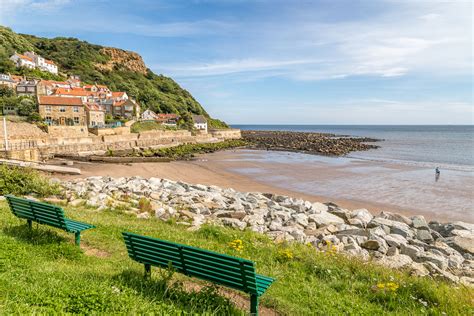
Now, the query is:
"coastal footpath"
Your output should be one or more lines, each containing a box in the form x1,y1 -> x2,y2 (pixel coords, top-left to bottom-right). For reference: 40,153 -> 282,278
242,130 -> 379,156
60,176 -> 474,286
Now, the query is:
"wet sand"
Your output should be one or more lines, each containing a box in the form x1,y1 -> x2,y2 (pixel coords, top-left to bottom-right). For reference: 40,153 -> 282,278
56,149 -> 474,223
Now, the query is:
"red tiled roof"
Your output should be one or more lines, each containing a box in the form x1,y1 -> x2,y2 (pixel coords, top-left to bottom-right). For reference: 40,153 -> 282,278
54,87 -> 92,97
45,59 -> 56,65
17,54 -> 33,62
157,113 -> 179,119
113,100 -> 126,107
38,96 -> 83,106
111,91 -> 126,98
84,103 -> 104,111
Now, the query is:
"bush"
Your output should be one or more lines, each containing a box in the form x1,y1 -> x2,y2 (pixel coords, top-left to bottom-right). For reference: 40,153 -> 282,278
0,166 -> 61,197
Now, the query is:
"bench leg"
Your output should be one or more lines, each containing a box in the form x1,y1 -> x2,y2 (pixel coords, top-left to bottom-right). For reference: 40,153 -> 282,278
75,232 -> 81,246
144,264 -> 151,278
27,219 -> 32,229
250,294 -> 259,315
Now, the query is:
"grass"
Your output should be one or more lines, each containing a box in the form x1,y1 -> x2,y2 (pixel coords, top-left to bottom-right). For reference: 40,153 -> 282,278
0,200 -> 472,315
136,140 -> 249,160
130,121 -> 177,133
0,166 -> 61,197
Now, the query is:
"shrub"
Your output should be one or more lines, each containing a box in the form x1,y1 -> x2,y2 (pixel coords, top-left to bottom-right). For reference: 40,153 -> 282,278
0,165 -> 61,197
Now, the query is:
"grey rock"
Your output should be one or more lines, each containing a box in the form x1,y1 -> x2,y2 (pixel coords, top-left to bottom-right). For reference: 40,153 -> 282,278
446,236 -> 474,255
308,212 -> 345,226
221,218 -> 247,230
310,202 -> 328,213
383,234 -> 408,247
351,208 -> 373,226
416,252 -> 448,270
378,254 -> 413,269
361,239 -> 382,250
400,244 -> 422,260
377,211 -> 412,225
292,213 -> 309,228
424,262 -> 459,283
417,229 -> 434,242
411,215 -> 429,229
328,208 -> 351,222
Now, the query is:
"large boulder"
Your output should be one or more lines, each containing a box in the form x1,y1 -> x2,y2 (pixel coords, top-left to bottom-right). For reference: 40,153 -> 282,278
446,235 -> 474,256
308,212 -> 345,227
351,209 -> 373,226
378,254 -> 413,269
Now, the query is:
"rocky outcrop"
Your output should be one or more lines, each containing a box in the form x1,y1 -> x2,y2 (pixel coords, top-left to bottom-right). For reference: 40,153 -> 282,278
96,48 -> 147,74
60,176 -> 473,285
242,130 -> 380,156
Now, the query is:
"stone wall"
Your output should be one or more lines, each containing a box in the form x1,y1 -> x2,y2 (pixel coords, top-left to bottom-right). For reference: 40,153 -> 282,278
89,126 -> 131,136
46,126 -> 89,138
210,129 -> 241,139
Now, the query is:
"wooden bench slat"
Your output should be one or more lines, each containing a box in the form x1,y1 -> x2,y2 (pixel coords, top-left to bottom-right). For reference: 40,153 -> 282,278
128,246 -> 183,264
124,239 -> 182,258
131,254 -> 185,270
181,248 -> 253,269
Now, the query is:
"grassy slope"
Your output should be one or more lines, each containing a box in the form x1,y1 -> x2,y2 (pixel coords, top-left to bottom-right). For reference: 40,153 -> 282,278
0,200 -> 472,315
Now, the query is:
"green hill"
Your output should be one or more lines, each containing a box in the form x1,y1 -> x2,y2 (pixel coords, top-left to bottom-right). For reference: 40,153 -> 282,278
0,26 -> 227,128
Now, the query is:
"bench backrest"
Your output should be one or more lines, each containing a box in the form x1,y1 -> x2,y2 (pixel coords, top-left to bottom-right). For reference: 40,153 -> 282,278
6,195 -> 67,230
123,232 -> 259,294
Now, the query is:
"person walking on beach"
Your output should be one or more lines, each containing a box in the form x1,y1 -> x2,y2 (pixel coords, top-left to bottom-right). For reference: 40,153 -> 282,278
435,167 -> 440,182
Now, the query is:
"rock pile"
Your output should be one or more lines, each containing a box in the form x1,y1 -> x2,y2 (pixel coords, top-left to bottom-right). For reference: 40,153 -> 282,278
242,130 -> 380,156
61,176 -> 473,285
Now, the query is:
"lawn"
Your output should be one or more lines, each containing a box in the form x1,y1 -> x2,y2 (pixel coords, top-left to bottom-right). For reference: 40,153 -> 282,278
0,200 -> 472,315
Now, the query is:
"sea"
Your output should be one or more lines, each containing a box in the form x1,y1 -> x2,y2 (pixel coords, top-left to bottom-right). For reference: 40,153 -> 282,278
231,125 -> 474,172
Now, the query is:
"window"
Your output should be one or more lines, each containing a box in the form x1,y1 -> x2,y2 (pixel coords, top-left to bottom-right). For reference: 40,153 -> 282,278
45,116 -> 52,125
59,107 -> 66,112
73,106 -> 79,113
17,87 -> 26,92
73,117 -> 80,125
27,87 -> 35,92
45,106 -> 52,112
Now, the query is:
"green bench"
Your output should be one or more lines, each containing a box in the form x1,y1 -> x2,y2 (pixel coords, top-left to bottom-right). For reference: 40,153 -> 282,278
122,232 -> 275,315
6,195 -> 95,246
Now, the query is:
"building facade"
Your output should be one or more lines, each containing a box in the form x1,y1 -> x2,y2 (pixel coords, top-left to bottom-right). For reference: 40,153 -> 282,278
192,115 -> 208,132
38,96 -> 86,126
85,103 -> 105,127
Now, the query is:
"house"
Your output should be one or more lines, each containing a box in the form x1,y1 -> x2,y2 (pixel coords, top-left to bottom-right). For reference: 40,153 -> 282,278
38,96 -> 86,126
10,53 -> 36,69
67,75 -> 81,87
157,113 -> 179,126
10,52 -> 58,74
24,51 -> 58,74
0,74 -> 16,89
141,109 -> 159,121
37,80 -> 72,96
10,75 -> 23,84
85,103 -> 105,127
111,91 -> 128,101
192,115 -> 208,132
113,99 -> 140,120
16,80 -> 38,96
53,87 -> 95,102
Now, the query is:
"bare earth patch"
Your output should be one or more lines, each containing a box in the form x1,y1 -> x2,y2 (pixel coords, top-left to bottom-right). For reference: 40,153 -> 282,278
81,243 -> 111,258
182,280 -> 280,316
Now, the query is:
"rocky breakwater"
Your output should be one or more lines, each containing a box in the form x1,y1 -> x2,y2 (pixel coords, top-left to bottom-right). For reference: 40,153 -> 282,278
61,176 -> 473,285
242,130 -> 379,156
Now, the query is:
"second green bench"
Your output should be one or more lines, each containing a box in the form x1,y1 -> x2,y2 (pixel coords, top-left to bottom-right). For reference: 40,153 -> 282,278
6,195 -> 95,246
122,231 -> 275,315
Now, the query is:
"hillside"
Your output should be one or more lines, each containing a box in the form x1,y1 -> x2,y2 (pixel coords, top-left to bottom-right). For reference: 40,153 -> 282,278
0,26 -> 227,128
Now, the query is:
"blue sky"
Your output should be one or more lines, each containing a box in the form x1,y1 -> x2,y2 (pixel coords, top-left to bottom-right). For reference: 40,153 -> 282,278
0,0 -> 472,124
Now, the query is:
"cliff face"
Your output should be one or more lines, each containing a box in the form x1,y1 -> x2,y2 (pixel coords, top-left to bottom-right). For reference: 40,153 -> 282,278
97,48 -> 147,74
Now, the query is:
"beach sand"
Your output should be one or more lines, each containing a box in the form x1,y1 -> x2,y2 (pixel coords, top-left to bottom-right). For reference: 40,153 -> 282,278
55,149 -> 474,223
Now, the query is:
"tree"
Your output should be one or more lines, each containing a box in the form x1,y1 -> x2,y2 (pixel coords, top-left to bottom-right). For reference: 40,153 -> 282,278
17,97 -> 37,116
178,112 -> 194,131
0,85 -> 15,97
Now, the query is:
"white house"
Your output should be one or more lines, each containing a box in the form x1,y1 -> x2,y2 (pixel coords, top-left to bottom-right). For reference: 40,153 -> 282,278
141,109 -> 159,121
10,53 -> 36,69
24,51 -> 58,74
192,115 -> 208,132
10,52 -> 58,75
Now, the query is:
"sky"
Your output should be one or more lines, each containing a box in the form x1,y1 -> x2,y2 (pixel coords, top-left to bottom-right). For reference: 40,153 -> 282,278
0,0 -> 472,124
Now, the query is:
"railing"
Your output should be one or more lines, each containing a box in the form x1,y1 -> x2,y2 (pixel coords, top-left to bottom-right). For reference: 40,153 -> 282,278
0,140 -> 38,151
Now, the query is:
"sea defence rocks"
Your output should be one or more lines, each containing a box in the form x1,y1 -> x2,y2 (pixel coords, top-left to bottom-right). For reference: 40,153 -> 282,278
241,130 -> 380,156
61,176 -> 473,285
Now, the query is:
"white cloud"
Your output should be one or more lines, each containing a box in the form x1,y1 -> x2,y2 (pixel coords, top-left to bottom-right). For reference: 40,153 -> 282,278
0,0 -> 70,23
159,0 -> 472,81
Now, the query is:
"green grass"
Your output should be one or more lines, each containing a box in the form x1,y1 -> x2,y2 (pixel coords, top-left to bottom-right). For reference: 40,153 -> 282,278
0,166 -> 61,197
0,201 -> 472,315
130,121 -> 177,133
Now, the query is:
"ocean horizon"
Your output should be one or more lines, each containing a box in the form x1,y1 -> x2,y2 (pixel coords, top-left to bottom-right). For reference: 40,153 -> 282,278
232,124 -> 474,171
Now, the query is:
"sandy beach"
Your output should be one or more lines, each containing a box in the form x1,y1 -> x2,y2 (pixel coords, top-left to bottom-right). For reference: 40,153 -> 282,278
56,149 -> 473,223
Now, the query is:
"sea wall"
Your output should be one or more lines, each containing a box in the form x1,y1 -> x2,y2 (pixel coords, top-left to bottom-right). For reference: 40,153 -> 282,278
2,128 -> 241,160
